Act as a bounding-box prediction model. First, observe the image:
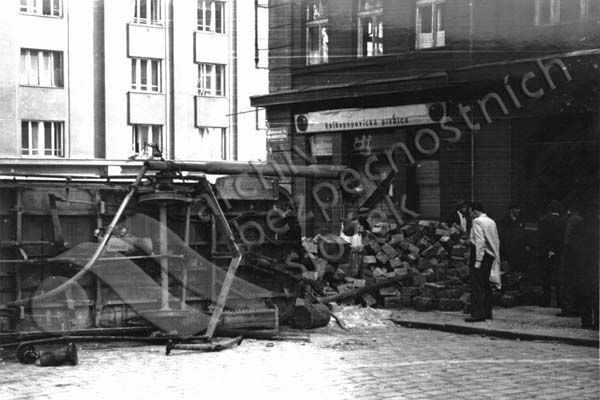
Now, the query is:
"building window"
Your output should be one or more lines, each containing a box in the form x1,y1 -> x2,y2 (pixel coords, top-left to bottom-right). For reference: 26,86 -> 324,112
198,64 -> 225,96
131,58 -> 162,92
542,0 -> 600,23
357,0 -> 383,57
198,0 -> 225,33
132,124 -> 162,156
416,0 -> 445,49
133,0 -> 162,25
306,0 -> 328,65
199,127 -> 227,160
19,0 -> 62,17
586,0 -> 600,18
534,0 -> 559,24
21,121 -> 64,157
20,49 -> 63,87
534,0 -> 560,25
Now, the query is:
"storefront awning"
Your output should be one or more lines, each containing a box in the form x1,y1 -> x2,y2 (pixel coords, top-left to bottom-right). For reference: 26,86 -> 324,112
250,72 -> 451,107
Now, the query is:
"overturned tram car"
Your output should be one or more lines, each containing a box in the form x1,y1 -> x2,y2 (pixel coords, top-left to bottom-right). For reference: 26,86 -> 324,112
0,160 -> 344,336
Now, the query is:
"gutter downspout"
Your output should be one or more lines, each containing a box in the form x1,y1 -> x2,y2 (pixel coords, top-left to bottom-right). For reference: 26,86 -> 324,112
231,0 -> 238,160
254,0 -> 259,68
165,0 -> 173,159
469,0 -> 475,202
66,0 -> 71,158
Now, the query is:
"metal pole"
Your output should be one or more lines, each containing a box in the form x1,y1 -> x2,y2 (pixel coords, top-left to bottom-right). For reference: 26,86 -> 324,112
145,160 -> 346,179
159,205 -> 169,310
180,204 -> 191,310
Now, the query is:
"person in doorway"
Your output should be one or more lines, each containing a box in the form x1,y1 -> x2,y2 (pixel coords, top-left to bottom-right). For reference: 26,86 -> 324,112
498,203 -> 530,272
448,200 -> 472,234
466,202 -> 501,322
538,200 -> 565,307
557,202 -> 585,317
575,204 -> 599,329
342,212 -> 366,277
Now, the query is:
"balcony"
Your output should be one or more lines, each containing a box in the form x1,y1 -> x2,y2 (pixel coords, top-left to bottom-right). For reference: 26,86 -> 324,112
194,96 -> 228,127
128,23 -> 165,59
194,31 -> 229,64
128,92 -> 166,124
19,86 -> 66,120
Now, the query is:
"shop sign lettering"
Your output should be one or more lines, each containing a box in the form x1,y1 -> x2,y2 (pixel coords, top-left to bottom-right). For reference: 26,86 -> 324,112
294,103 -> 444,134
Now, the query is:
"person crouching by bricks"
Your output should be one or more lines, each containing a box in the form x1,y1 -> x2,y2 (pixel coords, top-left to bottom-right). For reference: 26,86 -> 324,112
342,212 -> 365,277
448,200 -> 472,235
466,202 -> 502,322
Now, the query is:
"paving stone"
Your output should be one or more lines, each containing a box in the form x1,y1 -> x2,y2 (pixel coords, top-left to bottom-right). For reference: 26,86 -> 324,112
0,325 -> 597,400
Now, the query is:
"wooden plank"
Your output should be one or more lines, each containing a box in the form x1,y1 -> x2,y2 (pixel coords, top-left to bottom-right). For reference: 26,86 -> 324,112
318,276 -> 404,304
219,309 -> 278,330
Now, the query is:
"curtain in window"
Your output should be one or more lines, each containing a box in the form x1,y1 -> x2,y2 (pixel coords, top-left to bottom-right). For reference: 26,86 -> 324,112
200,127 -> 226,160
132,125 -> 162,155
21,121 -> 64,157
28,51 -> 39,85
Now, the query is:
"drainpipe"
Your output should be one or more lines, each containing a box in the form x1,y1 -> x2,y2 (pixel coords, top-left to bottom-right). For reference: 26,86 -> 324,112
469,0 -> 474,201
254,0 -> 259,68
165,0 -> 172,159
231,0 -> 238,160
468,0 -> 474,60
66,0 -> 71,158
470,125 -> 475,202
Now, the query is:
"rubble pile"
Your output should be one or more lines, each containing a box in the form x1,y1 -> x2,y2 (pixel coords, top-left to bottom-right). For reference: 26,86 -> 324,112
327,305 -> 394,329
301,220 -> 540,312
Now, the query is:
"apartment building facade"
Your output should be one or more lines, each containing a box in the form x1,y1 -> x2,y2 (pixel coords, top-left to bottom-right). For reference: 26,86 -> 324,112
251,0 -> 600,235
0,0 -> 268,173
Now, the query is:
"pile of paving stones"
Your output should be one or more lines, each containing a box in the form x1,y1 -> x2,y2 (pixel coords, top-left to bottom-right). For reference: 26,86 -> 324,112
301,220 -> 541,312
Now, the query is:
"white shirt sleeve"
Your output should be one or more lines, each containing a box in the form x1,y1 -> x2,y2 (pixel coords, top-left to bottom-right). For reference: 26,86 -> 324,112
471,220 -> 486,263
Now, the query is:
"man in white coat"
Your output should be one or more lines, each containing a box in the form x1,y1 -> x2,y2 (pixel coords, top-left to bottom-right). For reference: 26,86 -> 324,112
466,202 -> 501,322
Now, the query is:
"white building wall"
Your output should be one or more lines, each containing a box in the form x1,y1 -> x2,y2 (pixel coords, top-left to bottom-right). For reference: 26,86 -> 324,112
103,1 -> 132,160
67,0 -> 96,158
0,3 -> 19,157
0,0 -> 268,165
172,0 -> 204,161
235,0 -> 268,162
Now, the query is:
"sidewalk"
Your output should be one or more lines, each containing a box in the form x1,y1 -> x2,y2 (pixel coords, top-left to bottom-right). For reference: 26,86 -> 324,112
390,306 -> 599,347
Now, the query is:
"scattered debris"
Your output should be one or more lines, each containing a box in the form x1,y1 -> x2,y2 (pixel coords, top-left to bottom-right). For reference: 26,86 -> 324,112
327,305 -> 394,329
165,336 -> 243,355
299,219 -> 536,313
16,342 -> 78,366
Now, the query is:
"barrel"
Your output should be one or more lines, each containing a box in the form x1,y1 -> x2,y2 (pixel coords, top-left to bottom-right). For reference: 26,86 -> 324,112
292,304 -> 331,329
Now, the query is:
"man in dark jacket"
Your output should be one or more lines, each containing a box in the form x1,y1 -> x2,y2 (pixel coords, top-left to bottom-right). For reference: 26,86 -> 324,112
498,203 -> 529,272
538,200 -> 565,307
557,204 -> 584,317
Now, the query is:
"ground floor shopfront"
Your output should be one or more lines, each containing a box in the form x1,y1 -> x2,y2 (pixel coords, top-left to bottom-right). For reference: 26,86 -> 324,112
252,50 -> 600,236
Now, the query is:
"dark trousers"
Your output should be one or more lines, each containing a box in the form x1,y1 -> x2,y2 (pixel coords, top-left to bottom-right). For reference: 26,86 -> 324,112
542,255 -> 560,307
469,244 -> 494,319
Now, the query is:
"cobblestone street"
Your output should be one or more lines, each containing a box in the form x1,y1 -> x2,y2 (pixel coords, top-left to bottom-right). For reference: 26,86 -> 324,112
1,324 -> 598,400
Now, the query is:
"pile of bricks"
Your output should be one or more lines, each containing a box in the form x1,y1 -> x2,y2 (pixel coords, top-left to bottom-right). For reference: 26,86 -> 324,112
302,220 -> 474,312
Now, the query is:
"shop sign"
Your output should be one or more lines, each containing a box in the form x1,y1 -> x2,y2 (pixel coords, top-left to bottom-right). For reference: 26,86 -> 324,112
267,127 -> 288,143
310,136 -> 333,156
294,103 -> 445,134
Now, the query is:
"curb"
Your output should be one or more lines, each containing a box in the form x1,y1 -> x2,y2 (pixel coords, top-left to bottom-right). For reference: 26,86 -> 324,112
391,319 -> 599,348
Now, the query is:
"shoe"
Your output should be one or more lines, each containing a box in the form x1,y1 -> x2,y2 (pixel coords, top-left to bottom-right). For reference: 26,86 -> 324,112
465,316 -> 485,322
